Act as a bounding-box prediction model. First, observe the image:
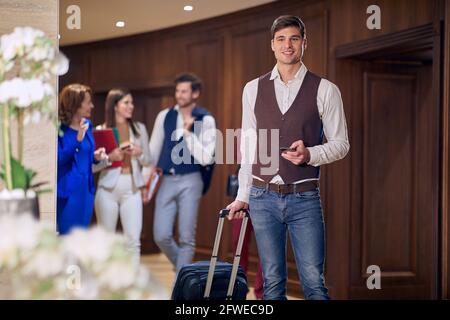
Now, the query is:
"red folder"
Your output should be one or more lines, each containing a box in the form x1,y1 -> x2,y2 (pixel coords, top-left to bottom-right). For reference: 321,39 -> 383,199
93,128 -> 122,168
143,167 -> 163,204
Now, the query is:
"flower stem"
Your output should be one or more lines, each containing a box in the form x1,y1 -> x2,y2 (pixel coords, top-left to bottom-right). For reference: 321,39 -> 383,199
2,103 -> 13,190
17,109 -> 24,163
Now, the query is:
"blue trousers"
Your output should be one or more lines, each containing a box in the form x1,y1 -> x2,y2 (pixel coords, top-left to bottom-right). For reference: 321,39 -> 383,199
153,172 -> 203,273
249,185 -> 329,300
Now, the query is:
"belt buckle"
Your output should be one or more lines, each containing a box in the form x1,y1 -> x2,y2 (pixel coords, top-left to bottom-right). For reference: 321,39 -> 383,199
277,184 -> 282,193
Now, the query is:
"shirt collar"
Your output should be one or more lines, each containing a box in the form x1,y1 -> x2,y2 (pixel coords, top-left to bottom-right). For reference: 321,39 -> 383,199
270,63 -> 308,82
174,104 -> 198,113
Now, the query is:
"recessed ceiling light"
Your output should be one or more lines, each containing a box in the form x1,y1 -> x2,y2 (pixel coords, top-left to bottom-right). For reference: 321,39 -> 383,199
184,5 -> 193,11
115,21 -> 125,28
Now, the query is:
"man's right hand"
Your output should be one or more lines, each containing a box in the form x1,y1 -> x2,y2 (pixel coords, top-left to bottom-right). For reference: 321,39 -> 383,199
108,148 -> 124,162
226,200 -> 249,221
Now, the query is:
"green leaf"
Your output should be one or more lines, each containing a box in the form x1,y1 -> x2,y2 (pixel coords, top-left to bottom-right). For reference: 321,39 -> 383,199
25,168 -> 37,187
29,181 -> 48,189
35,188 -> 52,195
10,157 -> 28,189
9,157 -> 37,190
0,164 -> 5,182
1,157 -> 41,190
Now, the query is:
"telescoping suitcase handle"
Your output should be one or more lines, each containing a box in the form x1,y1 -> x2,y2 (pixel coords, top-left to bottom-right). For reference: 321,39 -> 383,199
204,208 -> 250,300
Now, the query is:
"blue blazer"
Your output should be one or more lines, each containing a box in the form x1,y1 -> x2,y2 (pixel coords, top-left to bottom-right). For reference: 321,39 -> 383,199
57,119 -> 96,199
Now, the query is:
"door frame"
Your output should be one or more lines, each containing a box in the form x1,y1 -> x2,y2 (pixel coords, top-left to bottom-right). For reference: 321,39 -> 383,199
443,0 -> 450,300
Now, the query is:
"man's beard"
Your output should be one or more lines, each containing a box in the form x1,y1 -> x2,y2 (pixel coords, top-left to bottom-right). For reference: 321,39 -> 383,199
178,99 -> 195,108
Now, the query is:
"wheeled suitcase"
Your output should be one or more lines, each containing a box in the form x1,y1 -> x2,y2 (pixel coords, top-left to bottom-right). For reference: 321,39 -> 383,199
171,208 -> 250,300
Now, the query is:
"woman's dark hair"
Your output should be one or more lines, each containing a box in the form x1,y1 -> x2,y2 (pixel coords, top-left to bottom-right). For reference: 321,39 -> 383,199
271,15 -> 306,39
105,88 -> 140,137
58,83 -> 92,126
174,73 -> 202,92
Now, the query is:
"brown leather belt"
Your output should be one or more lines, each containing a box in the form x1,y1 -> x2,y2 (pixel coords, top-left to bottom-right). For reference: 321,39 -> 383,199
252,178 -> 319,194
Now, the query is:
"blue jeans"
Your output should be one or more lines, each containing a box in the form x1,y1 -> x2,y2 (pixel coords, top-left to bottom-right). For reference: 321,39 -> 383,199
249,185 -> 329,300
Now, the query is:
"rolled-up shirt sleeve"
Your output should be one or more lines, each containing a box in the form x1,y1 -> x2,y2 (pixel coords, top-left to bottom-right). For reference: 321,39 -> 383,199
184,115 -> 216,166
307,79 -> 350,167
148,109 -> 167,167
136,122 -> 151,167
236,81 -> 258,204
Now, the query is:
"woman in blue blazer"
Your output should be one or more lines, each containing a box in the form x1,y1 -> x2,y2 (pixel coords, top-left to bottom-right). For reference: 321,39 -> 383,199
57,84 -> 107,235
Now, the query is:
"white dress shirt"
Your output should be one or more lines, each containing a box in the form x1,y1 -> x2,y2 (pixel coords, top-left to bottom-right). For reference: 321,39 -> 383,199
148,105 -> 216,168
236,64 -> 350,203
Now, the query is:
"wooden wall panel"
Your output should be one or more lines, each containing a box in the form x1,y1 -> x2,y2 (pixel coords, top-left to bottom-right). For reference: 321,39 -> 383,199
186,40 -> 221,116
230,29 -> 274,129
328,0 -> 434,49
361,73 -> 417,278
359,73 -> 418,284
302,11 -> 328,77
185,39 -> 226,258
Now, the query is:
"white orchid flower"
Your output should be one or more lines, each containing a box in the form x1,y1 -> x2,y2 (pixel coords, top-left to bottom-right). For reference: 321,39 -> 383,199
51,51 -> 69,76
0,78 -> 54,107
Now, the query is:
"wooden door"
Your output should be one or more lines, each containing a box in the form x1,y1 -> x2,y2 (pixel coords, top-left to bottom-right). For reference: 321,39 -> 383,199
349,59 -> 439,299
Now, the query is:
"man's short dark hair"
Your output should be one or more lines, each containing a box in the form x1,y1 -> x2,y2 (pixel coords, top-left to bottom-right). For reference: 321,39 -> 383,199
174,73 -> 202,92
271,15 -> 306,39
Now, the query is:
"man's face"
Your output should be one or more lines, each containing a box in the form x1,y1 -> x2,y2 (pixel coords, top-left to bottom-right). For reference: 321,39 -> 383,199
271,26 -> 306,65
175,82 -> 199,108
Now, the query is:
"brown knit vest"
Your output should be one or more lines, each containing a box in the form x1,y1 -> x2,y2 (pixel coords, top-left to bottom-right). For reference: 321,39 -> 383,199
252,70 -> 323,183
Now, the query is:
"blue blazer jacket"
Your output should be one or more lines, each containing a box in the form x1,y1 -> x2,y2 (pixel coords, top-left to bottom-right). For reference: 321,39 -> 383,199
57,119 -> 96,198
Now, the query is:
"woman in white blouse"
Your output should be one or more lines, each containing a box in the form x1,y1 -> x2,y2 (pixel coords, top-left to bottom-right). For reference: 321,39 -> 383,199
94,88 -> 151,262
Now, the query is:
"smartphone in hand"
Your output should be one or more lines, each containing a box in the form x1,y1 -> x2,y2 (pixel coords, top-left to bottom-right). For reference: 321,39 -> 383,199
280,147 -> 296,152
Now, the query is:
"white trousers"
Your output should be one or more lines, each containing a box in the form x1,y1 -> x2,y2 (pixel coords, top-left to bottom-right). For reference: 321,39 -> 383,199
95,174 -> 143,261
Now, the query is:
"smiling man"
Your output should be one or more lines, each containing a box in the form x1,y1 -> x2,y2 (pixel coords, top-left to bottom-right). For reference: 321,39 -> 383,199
227,15 -> 350,300
149,73 -> 216,274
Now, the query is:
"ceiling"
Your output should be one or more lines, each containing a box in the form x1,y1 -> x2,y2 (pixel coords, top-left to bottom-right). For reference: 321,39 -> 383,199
59,0 -> 275,45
